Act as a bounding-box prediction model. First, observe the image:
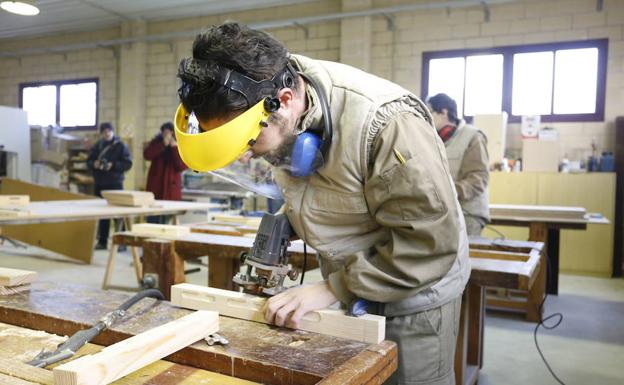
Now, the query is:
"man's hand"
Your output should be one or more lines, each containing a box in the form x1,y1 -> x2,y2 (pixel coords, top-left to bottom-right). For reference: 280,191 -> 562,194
94,160 -> 101,169
170,138 -> 177,147
264,280 -> 338,329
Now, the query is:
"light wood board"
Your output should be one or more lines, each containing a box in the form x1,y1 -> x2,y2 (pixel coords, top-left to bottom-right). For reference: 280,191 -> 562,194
0,195 -> 29,206
53,310 -> 219,385
171,283 -> 385,344
0,179 -> 96,264
0,267 -> 37,287
131,223 -> 191,237
101,191 -> 155,207
489,203 -> 587,221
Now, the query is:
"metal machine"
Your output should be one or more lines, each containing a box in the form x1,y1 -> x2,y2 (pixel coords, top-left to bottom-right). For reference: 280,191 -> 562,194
233,213 -> 300,296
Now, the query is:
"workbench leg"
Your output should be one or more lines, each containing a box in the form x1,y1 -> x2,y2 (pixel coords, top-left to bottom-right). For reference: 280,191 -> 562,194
455,290 -> 468,385
527,222 -> 547,322
455,284 -> 483,385
102,246 -> 118,290
546,229 -> 560,295
467,283 -> 484,369
208,256 -> 240,290
142,239 -> 185,300
123,217 -> 143,283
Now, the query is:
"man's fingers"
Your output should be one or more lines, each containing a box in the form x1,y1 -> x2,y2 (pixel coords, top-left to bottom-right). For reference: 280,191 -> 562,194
274,300 -> 298,327
286,303 -> 308,329
265,293 -> 292,324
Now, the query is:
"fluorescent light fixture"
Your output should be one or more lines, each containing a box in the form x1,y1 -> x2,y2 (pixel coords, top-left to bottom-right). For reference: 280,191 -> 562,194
0,1 -> 40,16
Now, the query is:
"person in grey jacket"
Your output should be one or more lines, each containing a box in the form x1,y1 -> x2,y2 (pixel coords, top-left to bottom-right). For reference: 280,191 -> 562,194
427,93 -> 490,236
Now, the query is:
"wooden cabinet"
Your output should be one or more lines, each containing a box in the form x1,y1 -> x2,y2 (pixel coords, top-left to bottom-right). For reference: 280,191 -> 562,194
485,172 -> 615,277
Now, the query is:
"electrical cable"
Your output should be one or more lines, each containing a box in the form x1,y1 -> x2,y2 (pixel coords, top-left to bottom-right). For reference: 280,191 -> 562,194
484,224 -> 506,241
533,253 -> 566,385
300,243 -> 307,285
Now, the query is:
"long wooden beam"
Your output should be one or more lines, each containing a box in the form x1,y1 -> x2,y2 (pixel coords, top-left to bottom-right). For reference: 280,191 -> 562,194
53,310 -> 219,385
171,284 -> 385,344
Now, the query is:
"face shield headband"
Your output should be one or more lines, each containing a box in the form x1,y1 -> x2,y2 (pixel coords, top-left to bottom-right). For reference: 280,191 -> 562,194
174,59 -> 298,172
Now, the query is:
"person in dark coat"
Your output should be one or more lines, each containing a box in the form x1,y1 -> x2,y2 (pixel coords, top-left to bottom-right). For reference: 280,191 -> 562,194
87,122 -> 133,249
144,122 -> 187,223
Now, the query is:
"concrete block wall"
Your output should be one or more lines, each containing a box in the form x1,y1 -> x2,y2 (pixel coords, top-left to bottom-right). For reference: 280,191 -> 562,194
370,0 -> 624,161
0,0 -> 622,185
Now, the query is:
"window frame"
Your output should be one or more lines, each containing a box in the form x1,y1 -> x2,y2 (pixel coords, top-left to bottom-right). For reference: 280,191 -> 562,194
18,77 -> 99,130
421,39 -> 608,123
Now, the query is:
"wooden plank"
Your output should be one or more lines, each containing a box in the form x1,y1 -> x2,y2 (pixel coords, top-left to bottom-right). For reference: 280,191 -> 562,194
469,249 -> 529,262
0,179 -> 96,264
0,284 -> 31,295
53,310 -> 219,385
171,284 -> 385,344
210,215 -> 261,227
0,357 -> 53,385
0,268 -> 37,287
0,195 -> 29,206
131,223 -> 190,237
101,191 -> 155,207
0,372 -> 39,385
489,203 -> 587,221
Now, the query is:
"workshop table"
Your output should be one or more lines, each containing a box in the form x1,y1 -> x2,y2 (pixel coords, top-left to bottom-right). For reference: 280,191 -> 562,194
0,322 -> 259,384
0,198 -> 223,263
457,238 -> 543,385
105,231 -> 319,296
109,226 -> 541,385
489,204 -> 607,321
0,282 -> 397,384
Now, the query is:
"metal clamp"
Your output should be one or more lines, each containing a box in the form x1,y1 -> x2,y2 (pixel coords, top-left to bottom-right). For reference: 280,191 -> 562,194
205,333 -> 229,346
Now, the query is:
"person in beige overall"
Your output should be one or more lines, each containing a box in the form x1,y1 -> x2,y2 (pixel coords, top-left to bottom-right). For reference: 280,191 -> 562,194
427,93 -> 490,236
175,23 -> 470,385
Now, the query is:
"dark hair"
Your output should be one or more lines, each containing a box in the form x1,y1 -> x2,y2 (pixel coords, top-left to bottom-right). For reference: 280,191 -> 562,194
427,93 -> 460,125
160,122 -> 174,133
177,22 -> 298,121
99,122 -> 114,133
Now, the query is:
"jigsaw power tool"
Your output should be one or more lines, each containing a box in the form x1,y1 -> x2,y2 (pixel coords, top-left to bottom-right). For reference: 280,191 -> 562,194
233,213 -> 301,296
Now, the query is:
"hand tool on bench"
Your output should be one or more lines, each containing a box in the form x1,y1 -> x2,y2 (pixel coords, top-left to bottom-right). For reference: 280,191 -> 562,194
27,288 -> 165,368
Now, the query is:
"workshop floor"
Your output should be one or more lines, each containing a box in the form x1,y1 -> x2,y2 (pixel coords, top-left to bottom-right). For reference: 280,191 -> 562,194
0,244 -> 622,385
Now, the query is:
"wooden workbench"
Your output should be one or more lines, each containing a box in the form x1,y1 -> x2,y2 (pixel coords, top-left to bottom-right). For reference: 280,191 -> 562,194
0,282 -> 397,384
457,238 -> 543,385
488,204 -> 608,321
0,182 -> 223,264
109,224 -> 541,385
106,231 -> 319,296
0,322 -> 258,384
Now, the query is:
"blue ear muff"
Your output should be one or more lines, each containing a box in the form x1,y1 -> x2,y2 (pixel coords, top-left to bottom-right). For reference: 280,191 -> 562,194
290,132 -> 322,177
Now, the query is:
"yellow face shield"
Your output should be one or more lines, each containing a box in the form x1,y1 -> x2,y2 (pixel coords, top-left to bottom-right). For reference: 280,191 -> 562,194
174,99 -> 270,172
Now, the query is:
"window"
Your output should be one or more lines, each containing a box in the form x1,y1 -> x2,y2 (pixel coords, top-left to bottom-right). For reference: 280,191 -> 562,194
422,39 -> 607,122
19,78 -> 98,129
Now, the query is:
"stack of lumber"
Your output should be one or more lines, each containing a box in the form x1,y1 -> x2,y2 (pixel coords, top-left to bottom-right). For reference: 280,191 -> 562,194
101,190 -> 155,207
131,223 -> 191,237
171,283 -> 386,344
489,204 -> 586,221
53,310 -> 219,385
0,195 -> 31,218
0,267 -> 37,295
